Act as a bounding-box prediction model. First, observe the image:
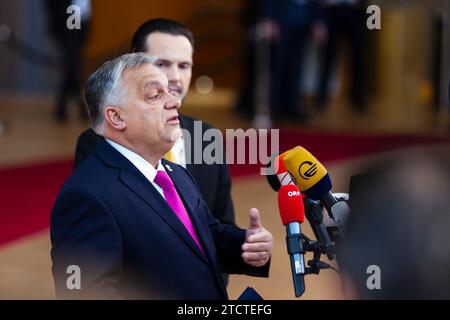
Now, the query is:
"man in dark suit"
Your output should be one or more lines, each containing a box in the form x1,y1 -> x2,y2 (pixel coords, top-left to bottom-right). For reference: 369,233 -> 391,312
259,0 -> 325,119
45,0 -> 91,122
51,53 -> 273,299
74,19 -> 234,226
316,0 -> 366,112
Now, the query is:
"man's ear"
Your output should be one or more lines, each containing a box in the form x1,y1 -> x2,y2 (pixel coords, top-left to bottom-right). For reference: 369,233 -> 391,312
104,106 -> 126,131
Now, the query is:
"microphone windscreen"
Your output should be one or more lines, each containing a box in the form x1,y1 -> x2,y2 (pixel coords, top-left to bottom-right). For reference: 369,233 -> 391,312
282,146 -> 332,199
266,152 -> 295,191
275,153 -> 288,174
266,173 -> 281,191
278,184 -> 305,225
265,153 -> 282,191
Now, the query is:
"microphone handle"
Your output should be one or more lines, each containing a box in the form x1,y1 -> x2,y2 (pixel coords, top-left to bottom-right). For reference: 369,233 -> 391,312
303,197 -> 333,247
321,192 -> 338,212
329,200 -> 350,240
321,192 -> 345,237
286,223 -> 306,297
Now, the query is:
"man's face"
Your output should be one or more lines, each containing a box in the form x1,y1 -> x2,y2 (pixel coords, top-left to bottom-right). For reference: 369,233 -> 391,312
121,64 -> 181,151
145,32 -> 193,100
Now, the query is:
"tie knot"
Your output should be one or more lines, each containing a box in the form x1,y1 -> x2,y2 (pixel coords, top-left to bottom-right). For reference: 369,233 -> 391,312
154,170 -> 174,189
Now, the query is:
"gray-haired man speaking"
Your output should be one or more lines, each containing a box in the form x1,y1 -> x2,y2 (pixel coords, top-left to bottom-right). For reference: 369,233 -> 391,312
51,53 -> 273,299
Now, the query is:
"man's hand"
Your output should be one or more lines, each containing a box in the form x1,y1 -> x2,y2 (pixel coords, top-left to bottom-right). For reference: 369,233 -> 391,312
241,208 -> 273,267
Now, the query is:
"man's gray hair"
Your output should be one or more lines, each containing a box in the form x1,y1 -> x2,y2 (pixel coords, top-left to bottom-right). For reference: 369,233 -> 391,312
84,53 -> 156,132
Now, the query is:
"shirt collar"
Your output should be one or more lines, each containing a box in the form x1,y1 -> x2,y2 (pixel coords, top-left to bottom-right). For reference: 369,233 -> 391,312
105,138 -> 166,183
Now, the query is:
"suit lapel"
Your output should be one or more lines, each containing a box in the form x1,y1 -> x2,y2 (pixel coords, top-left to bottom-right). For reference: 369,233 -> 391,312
164,162 -> 228,296
163,162 -> 216,265
96,140 -> 209,264
177,118 -> 228,293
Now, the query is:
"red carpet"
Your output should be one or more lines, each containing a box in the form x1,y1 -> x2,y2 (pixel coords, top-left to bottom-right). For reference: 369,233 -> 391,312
1,130 -> 449,246
0,160 -> 73,246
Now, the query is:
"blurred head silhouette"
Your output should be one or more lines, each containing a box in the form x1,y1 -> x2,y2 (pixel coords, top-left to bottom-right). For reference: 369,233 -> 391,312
341,148 -> 450,299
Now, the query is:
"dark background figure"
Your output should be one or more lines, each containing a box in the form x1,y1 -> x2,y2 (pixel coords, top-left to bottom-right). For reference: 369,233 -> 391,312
316,0 -> 366,112
45,0 -> 91,122
261,0 -> 325,120
234,0 -> 264,119
342,149 -> 450,299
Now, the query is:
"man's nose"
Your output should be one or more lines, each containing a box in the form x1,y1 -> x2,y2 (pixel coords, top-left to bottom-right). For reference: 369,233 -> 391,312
167,65 -> 181,83
165,93 -> 181,109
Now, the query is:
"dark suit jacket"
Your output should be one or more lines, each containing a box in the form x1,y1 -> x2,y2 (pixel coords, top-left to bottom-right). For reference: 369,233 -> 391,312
51,139 -> 269,299
74,115 -> 235,225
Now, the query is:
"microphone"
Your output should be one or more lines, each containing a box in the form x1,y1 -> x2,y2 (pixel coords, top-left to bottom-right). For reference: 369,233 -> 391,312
282,146 -> 349,239
302,197 -> 334,255
266,153 -> 333,249
324,193 -> 349,243
278,184 -> 306,297
265,152 -> 294,191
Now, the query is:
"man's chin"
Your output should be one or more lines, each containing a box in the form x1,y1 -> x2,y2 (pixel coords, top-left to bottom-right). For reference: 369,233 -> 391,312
168,126 -> 182,142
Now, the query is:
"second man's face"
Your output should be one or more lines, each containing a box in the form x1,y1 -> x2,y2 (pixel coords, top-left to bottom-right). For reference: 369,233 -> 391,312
145,32 -> 193,101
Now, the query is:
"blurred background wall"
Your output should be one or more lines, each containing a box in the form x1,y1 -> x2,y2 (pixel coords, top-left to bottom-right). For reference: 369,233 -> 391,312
1,0 -> 448,110
0,0 -> 244,93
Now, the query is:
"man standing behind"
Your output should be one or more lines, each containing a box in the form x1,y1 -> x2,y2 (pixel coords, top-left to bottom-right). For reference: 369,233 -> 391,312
51,53 -> 273,299
74,19 -> 235,228
45,0 -> 92,122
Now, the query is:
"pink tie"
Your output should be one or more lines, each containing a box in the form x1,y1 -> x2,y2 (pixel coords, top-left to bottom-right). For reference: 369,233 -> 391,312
154,170 -> 205,254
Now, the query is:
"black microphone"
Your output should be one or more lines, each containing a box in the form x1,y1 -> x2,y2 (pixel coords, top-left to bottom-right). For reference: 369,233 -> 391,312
303,197 -> 334,258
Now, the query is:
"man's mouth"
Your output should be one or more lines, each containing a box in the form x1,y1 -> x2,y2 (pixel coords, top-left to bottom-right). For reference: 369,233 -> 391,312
167,115 -> 180,125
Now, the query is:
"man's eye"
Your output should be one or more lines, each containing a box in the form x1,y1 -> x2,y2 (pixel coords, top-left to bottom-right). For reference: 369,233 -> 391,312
147,94 -> 160,101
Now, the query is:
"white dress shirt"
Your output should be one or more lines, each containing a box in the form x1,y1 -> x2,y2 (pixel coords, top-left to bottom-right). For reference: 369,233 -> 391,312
170,135 -> 186,168
105,139 -> 168,199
